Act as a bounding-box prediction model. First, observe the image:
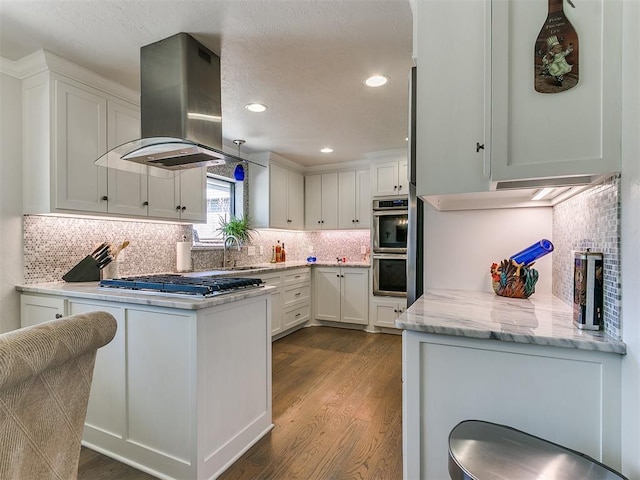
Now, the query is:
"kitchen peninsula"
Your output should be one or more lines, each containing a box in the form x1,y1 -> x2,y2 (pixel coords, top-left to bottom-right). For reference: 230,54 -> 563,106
397,289 -> 626,480
17,280 -> 275,480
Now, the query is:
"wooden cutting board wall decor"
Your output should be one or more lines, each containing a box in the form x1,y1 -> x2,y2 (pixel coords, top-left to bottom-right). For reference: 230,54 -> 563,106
534,0 -> 579,93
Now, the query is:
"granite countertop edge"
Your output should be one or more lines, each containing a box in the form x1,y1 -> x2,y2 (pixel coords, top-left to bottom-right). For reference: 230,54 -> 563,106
396,289 -> 627,355
16,282 -> 277,311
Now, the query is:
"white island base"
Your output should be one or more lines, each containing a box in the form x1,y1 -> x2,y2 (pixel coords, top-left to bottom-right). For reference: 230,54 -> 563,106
20,286 -> 273,480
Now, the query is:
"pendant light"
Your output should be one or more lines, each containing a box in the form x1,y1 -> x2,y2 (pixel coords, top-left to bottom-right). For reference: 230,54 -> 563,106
233,139 -> 246,181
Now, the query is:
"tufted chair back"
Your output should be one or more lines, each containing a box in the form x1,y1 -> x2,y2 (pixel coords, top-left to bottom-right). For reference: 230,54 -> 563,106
0,311 -> 117,480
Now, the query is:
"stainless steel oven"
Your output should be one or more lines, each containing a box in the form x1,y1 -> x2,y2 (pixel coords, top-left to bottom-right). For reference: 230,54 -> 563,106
372,254 -> 407,297
373,197 -> 409,254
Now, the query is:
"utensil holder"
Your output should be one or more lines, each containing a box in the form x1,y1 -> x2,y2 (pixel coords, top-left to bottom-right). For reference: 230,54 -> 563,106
62,255 -> 100,282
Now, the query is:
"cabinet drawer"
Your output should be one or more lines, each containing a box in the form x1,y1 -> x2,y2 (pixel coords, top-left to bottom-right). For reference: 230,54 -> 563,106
283,304 -> 310,330
282,283 -> 310,308
260,273 -> 283,289
21,294 -> 67,327
284,269 -> 311,285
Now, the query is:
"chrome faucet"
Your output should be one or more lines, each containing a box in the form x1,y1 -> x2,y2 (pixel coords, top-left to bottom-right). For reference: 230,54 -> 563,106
223,235 -> 241,268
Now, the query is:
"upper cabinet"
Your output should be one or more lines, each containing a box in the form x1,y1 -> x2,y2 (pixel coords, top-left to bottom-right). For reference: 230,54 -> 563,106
305,173 -> 338,230
21,52 -> 205,222
415,0 -> 622,206
338,169 -> 371,228
249,153 -> 304,230
372,159 -> 408,197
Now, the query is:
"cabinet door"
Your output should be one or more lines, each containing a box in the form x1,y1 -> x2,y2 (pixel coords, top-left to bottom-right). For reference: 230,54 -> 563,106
355,169 -> 371,228
398,159 -> 409,195
372,300 -> 405,328
178,167 -> 206,222
55,79 -> 108,212
415,0 -> 490,197
147,175 -> 180,219
287,169 -> 305,229
320,173 -> 339,229
305,174 -> 323,229
340,269 -> 369,325
106,100 -> 146,216
20,295 -> 66,327
314,268 -> 341,322
372,161 -> 400,197
491,0 -> 621,185
338,170 -> 357,228
269,163 -> 289,229
68,300 -> 126,440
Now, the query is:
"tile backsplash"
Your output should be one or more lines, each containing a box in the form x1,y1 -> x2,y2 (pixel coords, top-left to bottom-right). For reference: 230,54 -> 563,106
23,216 -> 191,283
552,174 -> 621,338
23,214 -> 370,283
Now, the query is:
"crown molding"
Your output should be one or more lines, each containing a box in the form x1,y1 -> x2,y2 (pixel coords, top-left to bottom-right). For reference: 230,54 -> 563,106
1,50 -> 139,105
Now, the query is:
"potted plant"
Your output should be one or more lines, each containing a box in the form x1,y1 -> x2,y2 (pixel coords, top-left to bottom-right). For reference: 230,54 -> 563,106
217,214 -> 257,245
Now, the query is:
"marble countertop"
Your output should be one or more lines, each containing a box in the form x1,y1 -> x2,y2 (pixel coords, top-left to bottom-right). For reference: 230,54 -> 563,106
396,289 -> 626,355
16,281 -> 276,311
190,260 -> 371,274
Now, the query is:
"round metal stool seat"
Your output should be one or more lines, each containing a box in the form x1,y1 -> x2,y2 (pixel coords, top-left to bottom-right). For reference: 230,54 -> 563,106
448,420 -> 627,480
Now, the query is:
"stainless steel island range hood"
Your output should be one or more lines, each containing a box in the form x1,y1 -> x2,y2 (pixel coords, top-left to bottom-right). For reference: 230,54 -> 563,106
96,33 -> 250,176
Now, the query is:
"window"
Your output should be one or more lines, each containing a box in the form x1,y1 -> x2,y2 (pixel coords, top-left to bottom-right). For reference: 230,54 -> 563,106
193,176 -> 236,243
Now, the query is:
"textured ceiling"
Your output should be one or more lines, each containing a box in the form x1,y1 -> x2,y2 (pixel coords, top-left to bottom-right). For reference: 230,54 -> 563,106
0,0 -> 413,167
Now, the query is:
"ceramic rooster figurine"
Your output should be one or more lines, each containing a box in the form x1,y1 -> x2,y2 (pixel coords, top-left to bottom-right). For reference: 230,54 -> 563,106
491,259 -> 539,299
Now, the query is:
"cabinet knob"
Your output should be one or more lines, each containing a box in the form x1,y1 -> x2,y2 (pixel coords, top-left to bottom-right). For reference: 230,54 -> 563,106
355,219 -> 359,223
142,201 -> 149,206
393,185 -> 397,190
295,292 -> 301,296
394,309 -> 398,313
398,185 -> 403,190
352,219 -> 356,223
55,313 -> 63,319
318,220 -> 321,224
476,142 -> 485,152
176,205 -> 182,211
336,274 -> 340,278
321,220 -> 324,224
295,313 -> 301,318
101,196 -> 108,201
181,206 -> 187,211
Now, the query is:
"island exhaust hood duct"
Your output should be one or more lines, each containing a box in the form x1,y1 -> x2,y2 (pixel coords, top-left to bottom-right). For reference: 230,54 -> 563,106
96,33 -> 253,177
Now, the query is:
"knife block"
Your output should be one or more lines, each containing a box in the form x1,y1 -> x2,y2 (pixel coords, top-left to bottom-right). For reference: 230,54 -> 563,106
62,255 -> 100,282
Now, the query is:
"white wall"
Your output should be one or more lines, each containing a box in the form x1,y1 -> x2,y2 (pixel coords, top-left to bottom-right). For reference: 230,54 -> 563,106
620,0 -> 640,476
424,205 -> 553,294
0,72 -> 24,332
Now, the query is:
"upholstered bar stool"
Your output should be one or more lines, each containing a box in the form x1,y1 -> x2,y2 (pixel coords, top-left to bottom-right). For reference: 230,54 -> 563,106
448,420 -> 627,480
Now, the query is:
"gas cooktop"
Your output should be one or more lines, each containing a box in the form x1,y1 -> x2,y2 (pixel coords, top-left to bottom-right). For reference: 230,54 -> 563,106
99,274 -> 264,298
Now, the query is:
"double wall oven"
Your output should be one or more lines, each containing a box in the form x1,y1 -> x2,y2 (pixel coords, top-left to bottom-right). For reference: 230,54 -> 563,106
372,197 -> 408,297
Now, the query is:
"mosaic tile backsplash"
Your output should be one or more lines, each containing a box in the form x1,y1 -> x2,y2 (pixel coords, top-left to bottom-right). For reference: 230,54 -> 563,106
24,214 -> 371,283
552,175 -> 621,339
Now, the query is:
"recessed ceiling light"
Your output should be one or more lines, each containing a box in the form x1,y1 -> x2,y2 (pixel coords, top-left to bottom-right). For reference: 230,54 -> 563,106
320,148 -> 333,153
365,75 -> 388,87
245,103 -> 267,113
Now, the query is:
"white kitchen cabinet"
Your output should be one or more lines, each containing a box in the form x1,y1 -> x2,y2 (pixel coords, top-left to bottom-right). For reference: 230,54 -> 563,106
314,267 -> 369,325
371,297 -> 405,329
20,291 -> 273,480
146,167 -> 206,222
338,169 -> 371,228
105,99 -> 147,216
250,157 -> 305,230
20,294 -> 67,327
372,159 -> 408,197
415,0 -> 622,204
233,268 -> 310,337
403,330 -> 623,479
305,173 -> 339,229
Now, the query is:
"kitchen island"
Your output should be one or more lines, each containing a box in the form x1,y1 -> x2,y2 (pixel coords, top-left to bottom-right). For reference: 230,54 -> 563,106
17,281 -> 275,480
397,289 -> 626,480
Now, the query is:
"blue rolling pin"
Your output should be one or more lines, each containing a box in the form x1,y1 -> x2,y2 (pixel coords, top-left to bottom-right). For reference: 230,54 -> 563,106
510,239 -> 554,266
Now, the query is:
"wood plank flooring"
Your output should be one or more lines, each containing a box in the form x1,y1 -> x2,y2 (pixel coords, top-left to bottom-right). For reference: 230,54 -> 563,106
78,326 -> 403,480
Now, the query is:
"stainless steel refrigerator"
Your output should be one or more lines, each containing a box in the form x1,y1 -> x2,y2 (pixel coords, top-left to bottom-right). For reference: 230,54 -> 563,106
407,66 -> 424,307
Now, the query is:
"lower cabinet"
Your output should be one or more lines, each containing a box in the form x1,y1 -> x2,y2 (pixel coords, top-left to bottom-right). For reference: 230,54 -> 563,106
233,267 -> 310,338
20,294 -> 67,327
20,292 -> 273,480
313,267 -> 369,325
371,297 -> 406,329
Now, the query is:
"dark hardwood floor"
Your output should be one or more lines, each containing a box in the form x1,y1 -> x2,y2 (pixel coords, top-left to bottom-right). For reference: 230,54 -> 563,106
78,326 -> 403,480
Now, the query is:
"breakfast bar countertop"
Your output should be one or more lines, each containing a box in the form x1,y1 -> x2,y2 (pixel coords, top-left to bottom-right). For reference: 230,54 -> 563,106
396,289 -> 627,355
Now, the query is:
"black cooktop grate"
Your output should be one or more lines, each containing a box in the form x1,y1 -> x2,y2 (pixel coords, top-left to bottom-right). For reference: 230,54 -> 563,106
99,274 -> 263,297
